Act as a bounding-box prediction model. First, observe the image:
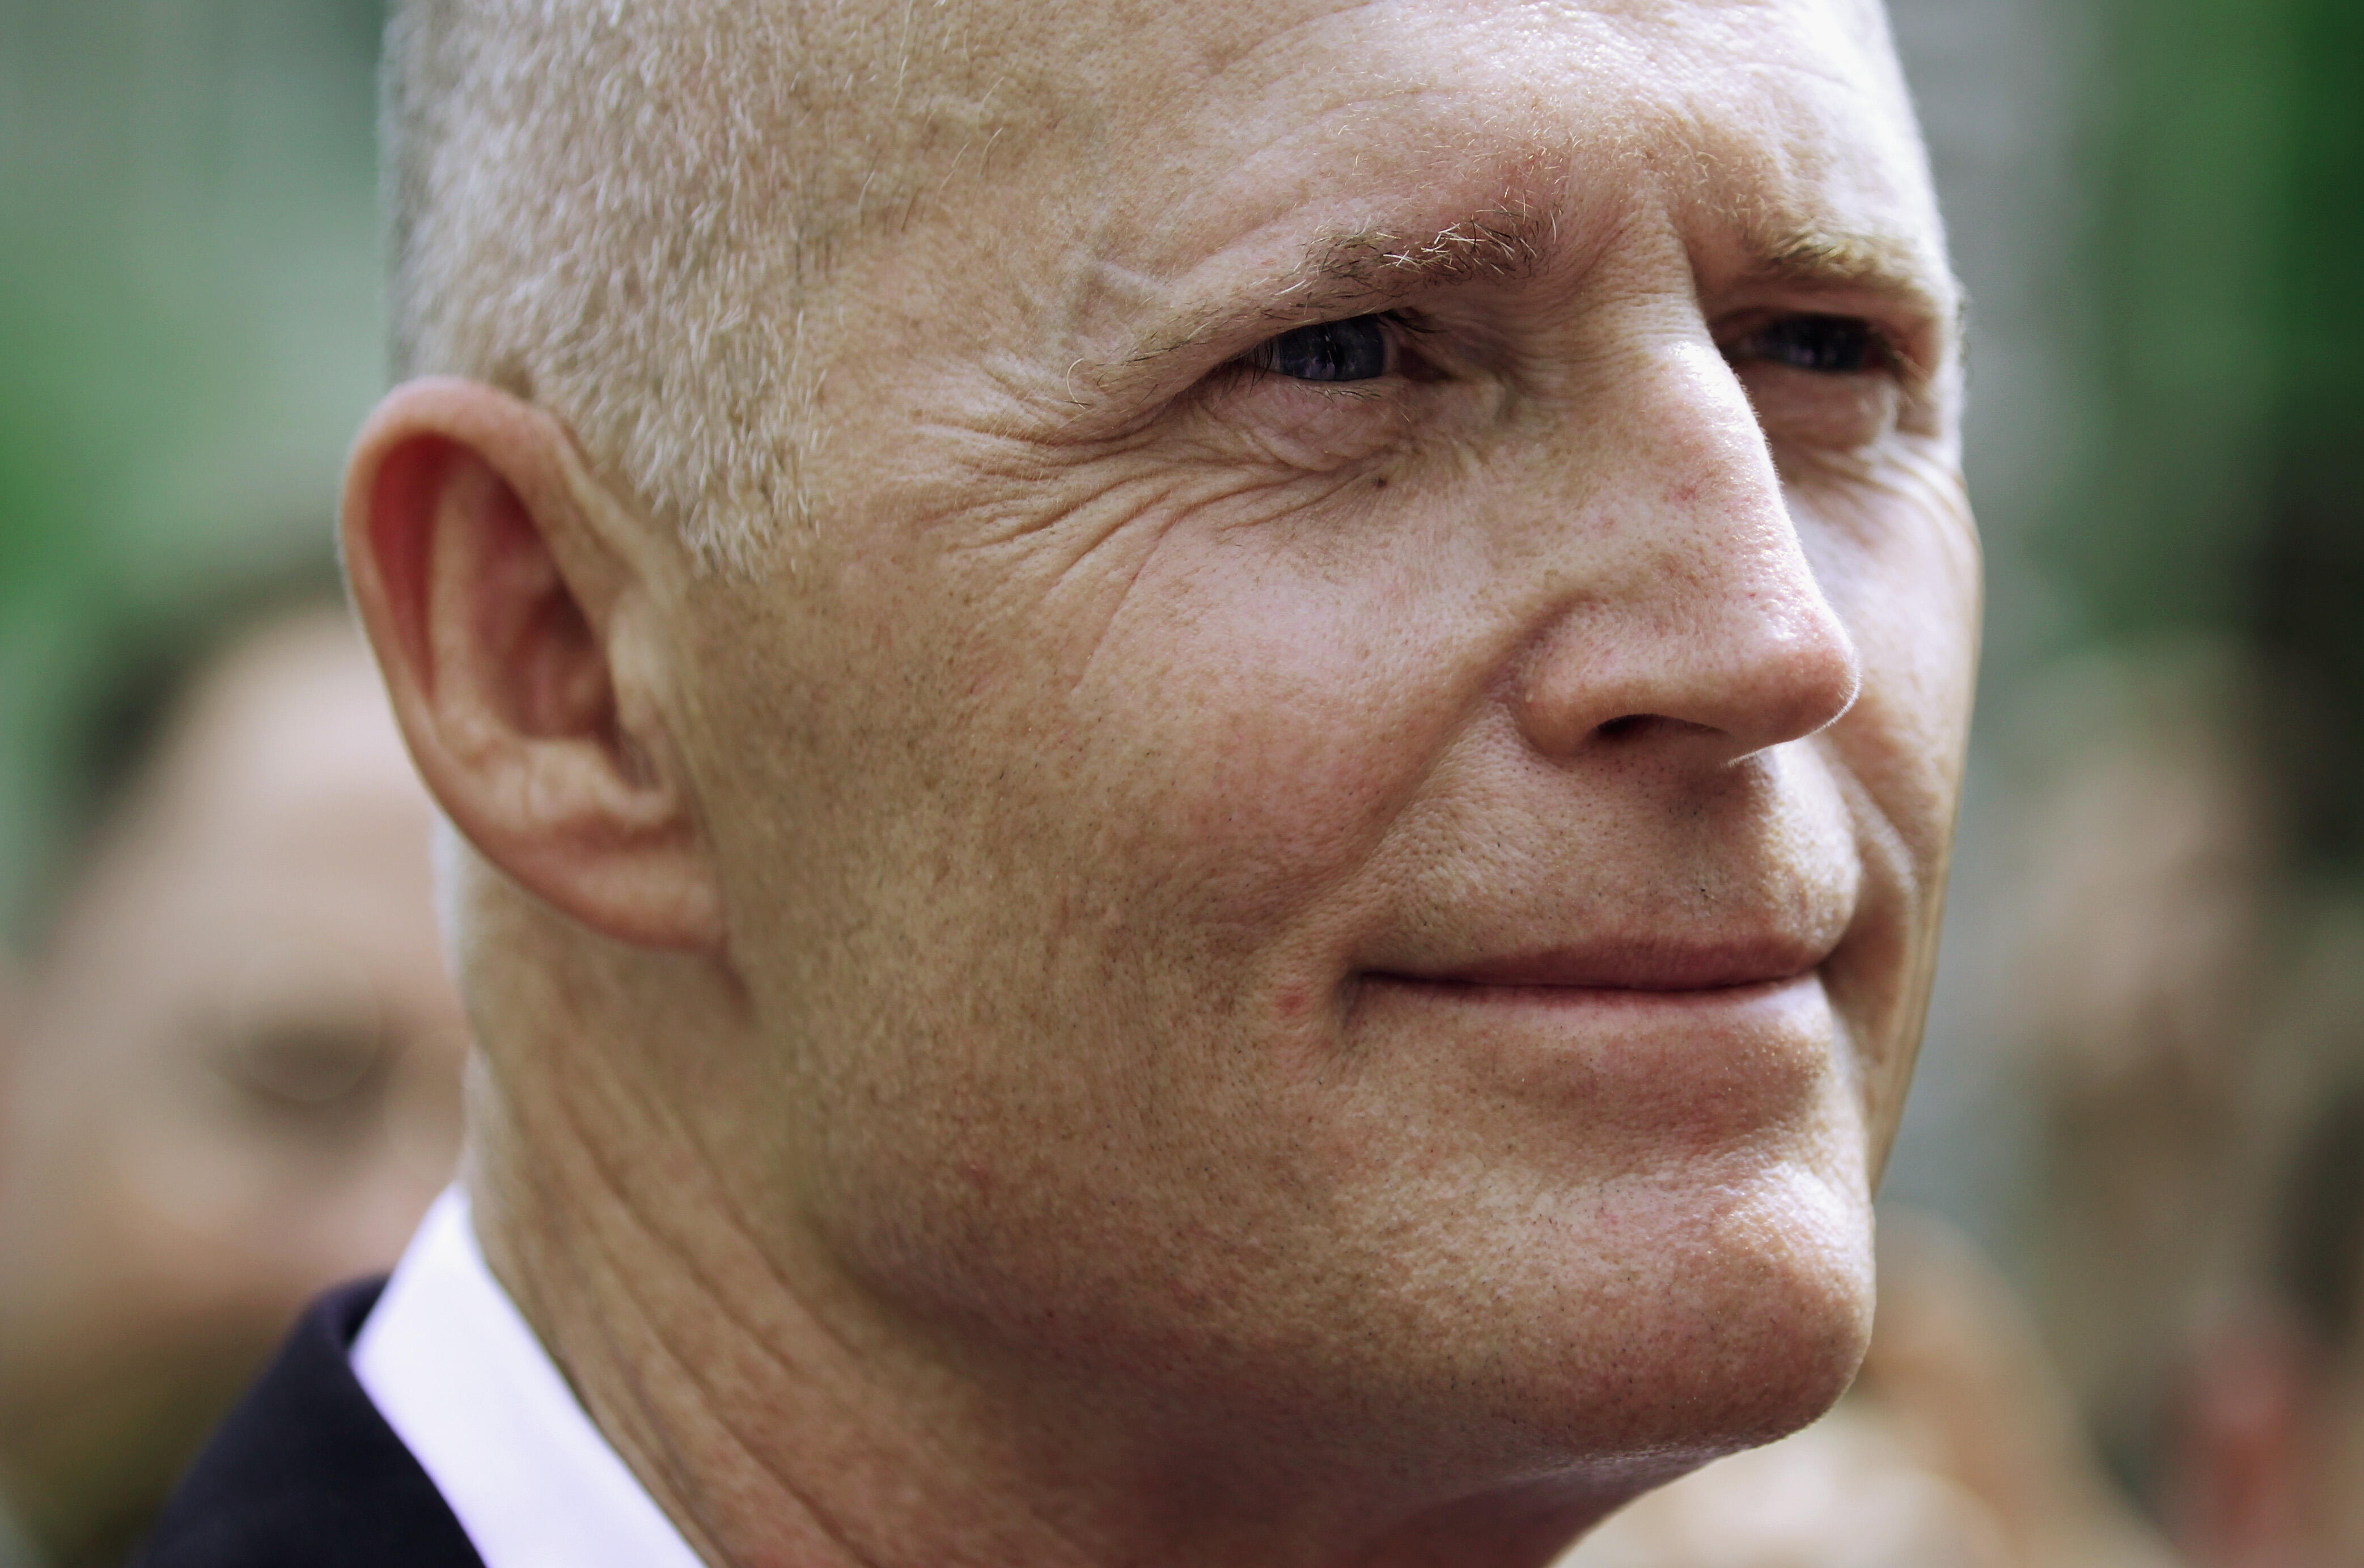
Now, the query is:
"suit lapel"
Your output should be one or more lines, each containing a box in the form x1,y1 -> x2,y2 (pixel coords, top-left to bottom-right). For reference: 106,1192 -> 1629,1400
136,1280 -> 486,1568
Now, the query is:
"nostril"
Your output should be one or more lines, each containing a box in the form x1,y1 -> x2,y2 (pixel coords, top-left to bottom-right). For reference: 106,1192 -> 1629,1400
1595,714 -> 1653,741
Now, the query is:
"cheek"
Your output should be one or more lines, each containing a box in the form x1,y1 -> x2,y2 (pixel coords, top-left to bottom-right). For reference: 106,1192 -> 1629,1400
1056,536 -> 1463,935
1789,446 -> 1978,1138
1795,443 -> 1980,858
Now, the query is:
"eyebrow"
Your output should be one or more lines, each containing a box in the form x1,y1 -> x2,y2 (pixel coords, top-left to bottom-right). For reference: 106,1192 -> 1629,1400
1280,210 -> 1555,301
1121,207 -> 1557,367
1747,224 -> 1956,324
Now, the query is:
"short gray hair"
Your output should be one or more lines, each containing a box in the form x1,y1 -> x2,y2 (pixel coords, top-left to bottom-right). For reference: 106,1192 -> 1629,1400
382,0 -> 940,571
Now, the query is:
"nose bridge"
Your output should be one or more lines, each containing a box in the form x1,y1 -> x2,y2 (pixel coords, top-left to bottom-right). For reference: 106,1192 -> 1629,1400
1513,334 -> 1862,762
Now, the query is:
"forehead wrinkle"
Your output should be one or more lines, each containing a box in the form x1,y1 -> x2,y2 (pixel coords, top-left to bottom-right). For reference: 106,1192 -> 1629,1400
1081,17 -> 1953,384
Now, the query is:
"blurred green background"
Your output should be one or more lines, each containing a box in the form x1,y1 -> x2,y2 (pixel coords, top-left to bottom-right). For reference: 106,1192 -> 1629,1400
0,0 -> 384,916
2,0 -> 2360,1519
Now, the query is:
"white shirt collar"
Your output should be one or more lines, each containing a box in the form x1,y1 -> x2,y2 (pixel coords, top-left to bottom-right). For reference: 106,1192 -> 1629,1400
351,1189 -> 707,1568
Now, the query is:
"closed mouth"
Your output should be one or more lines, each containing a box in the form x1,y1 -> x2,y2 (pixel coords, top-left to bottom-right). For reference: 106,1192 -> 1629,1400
1363,939 -> 1831,995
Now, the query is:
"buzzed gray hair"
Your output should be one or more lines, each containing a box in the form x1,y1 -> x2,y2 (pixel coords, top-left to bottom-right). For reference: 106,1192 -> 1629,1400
383,0 -> 965,571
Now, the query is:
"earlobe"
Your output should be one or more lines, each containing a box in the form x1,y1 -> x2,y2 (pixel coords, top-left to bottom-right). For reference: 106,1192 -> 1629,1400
341,378 -> 726,953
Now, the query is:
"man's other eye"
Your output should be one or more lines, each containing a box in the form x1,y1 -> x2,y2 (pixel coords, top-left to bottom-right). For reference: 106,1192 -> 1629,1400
1247,316 -> 1393,382
218,1024 -> 387,1108
1729,314 -> 1892,375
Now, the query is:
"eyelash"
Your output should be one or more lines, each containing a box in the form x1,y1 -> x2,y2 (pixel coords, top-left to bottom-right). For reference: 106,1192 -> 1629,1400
1723,314 -> 1901,378
1208,307 -> 1912,470
1242,312 -> 1427,385
1241,310 -> 1903,390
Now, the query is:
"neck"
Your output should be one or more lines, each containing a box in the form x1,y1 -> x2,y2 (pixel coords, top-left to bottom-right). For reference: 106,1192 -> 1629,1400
461,922 -> 1653,1568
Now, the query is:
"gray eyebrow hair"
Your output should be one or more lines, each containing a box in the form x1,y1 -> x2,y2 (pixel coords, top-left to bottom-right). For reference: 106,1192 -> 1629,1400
1281,209 -> 1555,299
1748,224 -> 1961,329
1121,207 -> 1557,367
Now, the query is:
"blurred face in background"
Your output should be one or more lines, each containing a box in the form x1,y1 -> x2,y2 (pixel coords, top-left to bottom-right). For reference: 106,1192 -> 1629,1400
2175,1304 -> 2364,1568
2175,1114 -> 2364,1568
0,609 -> 465,1567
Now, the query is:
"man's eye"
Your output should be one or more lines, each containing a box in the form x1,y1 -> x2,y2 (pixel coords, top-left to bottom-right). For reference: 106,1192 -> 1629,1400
1247,316 -> 1392,382
1730,315 -> 1891,375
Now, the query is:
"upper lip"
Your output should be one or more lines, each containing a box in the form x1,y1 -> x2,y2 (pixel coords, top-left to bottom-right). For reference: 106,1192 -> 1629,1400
1371,937 -> 1832,993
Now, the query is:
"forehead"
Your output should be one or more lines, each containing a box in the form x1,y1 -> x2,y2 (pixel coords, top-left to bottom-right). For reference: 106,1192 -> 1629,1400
1152,0 -> 1916,164
1260,14 -> 1900,226
114,625 -> 433,940
36,625 -> 443,1041
170,627 -> 419,834
854,0 -> 1947,353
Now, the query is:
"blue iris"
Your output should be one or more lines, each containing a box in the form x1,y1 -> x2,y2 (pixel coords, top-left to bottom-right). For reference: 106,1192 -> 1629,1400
1252,315 -> 1392,382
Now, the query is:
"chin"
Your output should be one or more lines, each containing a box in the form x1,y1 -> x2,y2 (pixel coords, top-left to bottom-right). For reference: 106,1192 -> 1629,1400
1537,1162 -> 1874,1464
1270,992 -> 1880,1476
1307,1134 -> 1879,1487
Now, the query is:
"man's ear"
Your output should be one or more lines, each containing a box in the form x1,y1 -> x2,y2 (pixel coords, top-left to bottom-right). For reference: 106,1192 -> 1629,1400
341,378 -> 725,953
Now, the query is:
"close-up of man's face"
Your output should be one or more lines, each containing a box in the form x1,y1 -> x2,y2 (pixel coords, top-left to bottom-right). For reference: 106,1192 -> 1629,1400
624,0 -> 1977,1495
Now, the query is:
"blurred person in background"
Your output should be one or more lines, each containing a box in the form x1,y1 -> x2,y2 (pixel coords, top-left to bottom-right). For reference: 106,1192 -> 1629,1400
0,580 -> 468,1567
2172,1080 -> 2364,1568
2003,650 -> 2283,1496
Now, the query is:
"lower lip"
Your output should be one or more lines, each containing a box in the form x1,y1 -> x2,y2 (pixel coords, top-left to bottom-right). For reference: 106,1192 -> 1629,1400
1351,968 -> 1838,1117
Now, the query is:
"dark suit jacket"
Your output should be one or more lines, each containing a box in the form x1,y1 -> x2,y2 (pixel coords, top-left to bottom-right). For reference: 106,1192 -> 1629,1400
135,1280 -> 485,1567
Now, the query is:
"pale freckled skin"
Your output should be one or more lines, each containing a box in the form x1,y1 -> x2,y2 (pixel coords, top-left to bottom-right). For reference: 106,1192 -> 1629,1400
346,0 -> 1977,1563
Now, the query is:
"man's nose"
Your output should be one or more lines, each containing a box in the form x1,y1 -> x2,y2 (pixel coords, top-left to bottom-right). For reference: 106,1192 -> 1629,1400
1510,339 -> 1862,766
